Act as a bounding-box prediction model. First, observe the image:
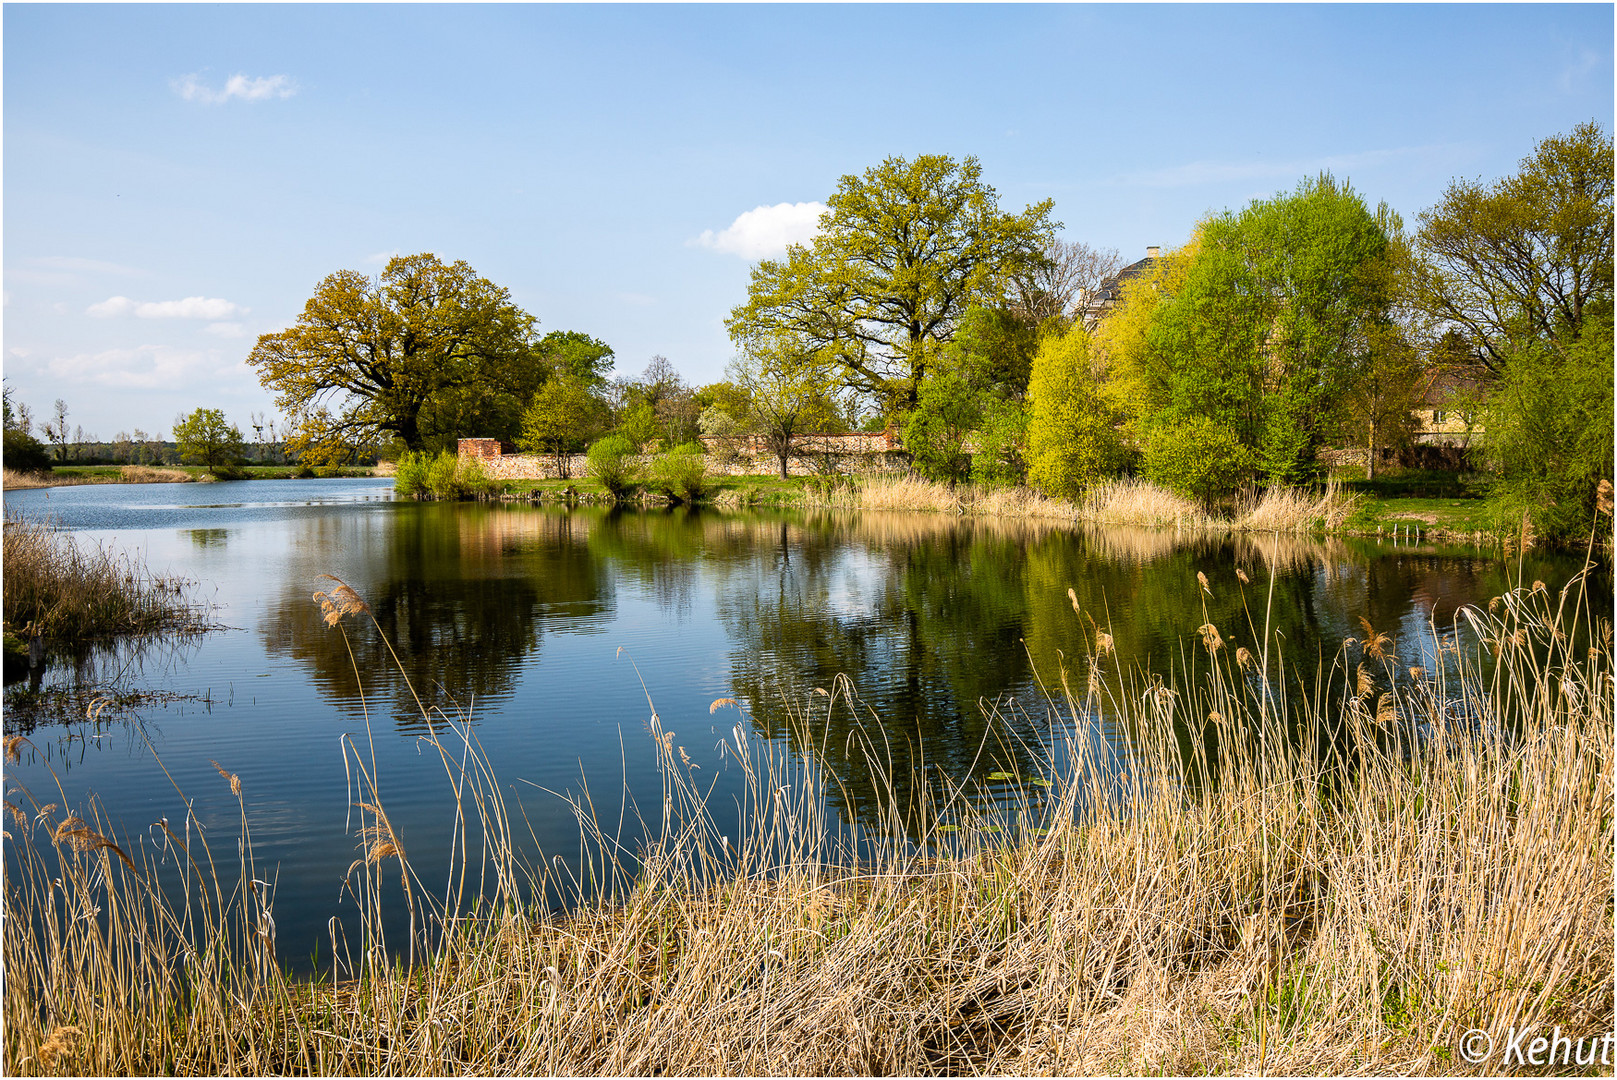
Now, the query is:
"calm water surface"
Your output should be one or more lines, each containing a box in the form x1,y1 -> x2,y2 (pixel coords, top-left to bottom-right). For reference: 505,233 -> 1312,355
4,478 -> 1604,967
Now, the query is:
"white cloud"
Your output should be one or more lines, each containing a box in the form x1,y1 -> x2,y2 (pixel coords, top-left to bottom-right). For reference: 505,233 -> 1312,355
201,321 -> 249,338
87,296 -> 137,318
87,295 -> 245,320
46,344 -> 248,391
172,72 -> 298,105
693,202 -> 826,259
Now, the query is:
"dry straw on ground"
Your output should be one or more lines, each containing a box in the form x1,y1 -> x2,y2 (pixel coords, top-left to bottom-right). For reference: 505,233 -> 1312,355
4,566 -> 1610,1076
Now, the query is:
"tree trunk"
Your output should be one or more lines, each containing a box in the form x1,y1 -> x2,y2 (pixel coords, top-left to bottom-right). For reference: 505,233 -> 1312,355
779,451 -> 789,480
1366,416 -> 1377,482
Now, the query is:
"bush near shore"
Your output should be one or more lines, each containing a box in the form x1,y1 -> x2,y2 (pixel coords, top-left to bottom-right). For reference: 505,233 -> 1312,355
4,566 -> 1610,1076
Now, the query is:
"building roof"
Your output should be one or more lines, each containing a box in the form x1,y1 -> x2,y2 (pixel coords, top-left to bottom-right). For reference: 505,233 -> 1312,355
1093,254 -> 1162,305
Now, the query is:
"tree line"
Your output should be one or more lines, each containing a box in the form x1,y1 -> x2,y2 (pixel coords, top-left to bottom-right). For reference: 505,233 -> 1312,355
10,123 -> 1604,540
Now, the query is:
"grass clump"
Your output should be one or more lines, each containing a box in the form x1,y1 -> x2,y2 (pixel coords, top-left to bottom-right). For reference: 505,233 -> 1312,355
3,561 -> 1611,1075
1,516 -> 208,645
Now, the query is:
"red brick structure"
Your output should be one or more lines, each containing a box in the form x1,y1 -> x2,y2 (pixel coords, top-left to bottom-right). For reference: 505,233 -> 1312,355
458,438 -> 504,461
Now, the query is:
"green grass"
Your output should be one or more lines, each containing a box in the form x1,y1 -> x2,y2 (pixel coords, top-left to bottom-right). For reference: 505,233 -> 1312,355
1343,494 -> 1503,539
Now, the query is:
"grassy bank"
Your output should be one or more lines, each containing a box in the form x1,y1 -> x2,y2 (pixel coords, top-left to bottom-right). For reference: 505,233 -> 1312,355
4,566 -> 1610,1075
3,465 -> 376,489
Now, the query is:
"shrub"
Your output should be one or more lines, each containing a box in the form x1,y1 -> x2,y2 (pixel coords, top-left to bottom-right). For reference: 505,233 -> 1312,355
394,450 -> 495,500
586,434 -> 639,498
1141,417 -> 1256,509
3,427 -> 52,473
648,441 -> 711,504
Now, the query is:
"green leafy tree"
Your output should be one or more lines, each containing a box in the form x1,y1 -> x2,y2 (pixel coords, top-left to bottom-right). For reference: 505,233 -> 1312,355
538,330 -> 615,388
173,408 -> 246,475
1141,417 -> 1257,509
1484,311 -> 1614,543
519,376 -> 601,479
1141,174 -> 1398,483
971,397 -> 1028,488
900,370 -> 980,484
1025,326 -> 1128,499
728,333 -> 842,479
1415,121 -> 1613,371
248,253 -> 542,461
727,154 -> 1056,414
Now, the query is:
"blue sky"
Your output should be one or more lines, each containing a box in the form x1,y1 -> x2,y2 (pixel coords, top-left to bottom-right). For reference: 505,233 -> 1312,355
4,3 -> 1612,441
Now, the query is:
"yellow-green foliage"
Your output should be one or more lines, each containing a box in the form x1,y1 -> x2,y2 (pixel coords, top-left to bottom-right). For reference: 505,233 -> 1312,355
1091,232 -> 1202,425
1025,326 -> 1127,500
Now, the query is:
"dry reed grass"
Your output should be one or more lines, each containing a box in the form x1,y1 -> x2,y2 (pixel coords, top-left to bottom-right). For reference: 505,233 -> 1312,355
2,466 -> 198,489
818,473 -> 1359,538
118,465 -> 195,484
4,567 -> 1610,1076
2,515 -> 209,642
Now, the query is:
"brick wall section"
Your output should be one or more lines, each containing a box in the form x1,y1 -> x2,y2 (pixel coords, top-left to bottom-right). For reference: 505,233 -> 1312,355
458,438 -> 504,461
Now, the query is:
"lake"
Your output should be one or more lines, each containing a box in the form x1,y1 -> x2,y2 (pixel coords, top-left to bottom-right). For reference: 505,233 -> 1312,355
4,477 -> 1605,969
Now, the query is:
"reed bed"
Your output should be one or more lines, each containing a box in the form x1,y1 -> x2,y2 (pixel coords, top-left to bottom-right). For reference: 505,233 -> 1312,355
2,515 -> 209,643
3,567 -> 1611,1076
2,467 -> 198,489
810,473 -> 1361,537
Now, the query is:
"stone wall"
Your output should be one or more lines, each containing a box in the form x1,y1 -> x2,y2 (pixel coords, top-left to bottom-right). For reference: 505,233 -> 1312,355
459,434 -> 909,481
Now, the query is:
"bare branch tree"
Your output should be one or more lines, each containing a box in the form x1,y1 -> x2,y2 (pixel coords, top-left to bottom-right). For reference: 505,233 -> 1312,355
1011,239 -> 1124,328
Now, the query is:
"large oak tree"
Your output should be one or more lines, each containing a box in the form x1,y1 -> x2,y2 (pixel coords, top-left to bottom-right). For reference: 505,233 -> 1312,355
726,154 -> 1056,415
248,254 -> 541,460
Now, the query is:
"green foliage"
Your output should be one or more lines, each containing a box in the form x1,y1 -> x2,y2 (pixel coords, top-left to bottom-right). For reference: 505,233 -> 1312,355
1141,174 -> 1397,483
173,408 -> 246,475
519,376 -> 599,478
648,442 -> 711,504
1484,313 -> 1615,544
586,434 -> 639,498
538,330 -> 615,388
901,370 -> 980,484
1140,417 -> 1256,508
727,154 -> 1056,413
616,400 -> 660,451
4,427 -> 52,473
1415,121 -> 1613,370
248,253 -> 541,458
394,450 -> 496,500
1025,327 -> 1127,499
947,304 -> 1043,399
971,398 -> 1028,488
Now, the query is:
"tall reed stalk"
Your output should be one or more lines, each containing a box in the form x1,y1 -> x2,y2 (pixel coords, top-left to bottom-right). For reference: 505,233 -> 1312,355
4,562 -> 1610,1074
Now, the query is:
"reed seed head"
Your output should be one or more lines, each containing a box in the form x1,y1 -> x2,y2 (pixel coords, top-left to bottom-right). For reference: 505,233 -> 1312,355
210,759 -> 242,797
1196,623 -> 1224,652
1598,477 -> 1613,516
1196,571 -> 1211,596
1235,647 -> 1254,671
1236,568 -> 1250,585
37,1025 -> 80,1070
709,698 -> 738,714
314,575 -> 371,627
1068,587 -> 1080,615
